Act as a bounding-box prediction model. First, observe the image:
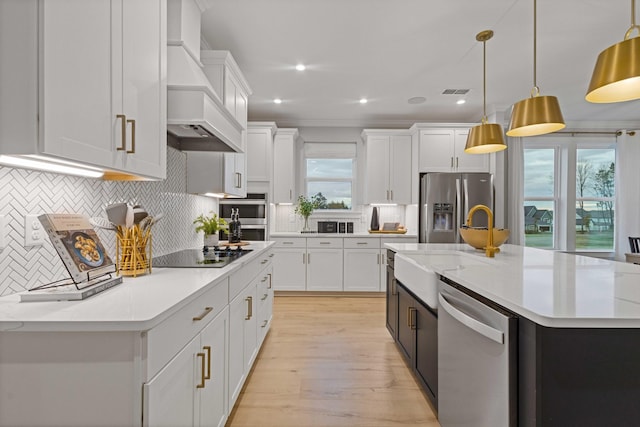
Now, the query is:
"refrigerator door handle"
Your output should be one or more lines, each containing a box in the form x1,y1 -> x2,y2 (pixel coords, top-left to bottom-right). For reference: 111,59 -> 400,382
463,177 -> 470,221
455,178 -> 462,242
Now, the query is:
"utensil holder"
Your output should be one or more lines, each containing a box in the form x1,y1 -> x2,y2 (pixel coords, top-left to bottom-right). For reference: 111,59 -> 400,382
116,225 -> 152,277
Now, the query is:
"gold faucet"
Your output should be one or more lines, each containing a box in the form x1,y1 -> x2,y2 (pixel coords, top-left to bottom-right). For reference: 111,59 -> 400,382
466,204 -> 499,257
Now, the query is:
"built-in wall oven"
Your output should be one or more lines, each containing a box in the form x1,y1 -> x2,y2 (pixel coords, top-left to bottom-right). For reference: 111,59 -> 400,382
219,193 -> 267,241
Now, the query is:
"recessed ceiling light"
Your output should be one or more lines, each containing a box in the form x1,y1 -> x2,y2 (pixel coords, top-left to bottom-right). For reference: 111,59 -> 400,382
457,99 -> 466,105
274,98 -> 282,104
295,64 -> 306,71
359,98 -> 368,104
408,96 -> 427,104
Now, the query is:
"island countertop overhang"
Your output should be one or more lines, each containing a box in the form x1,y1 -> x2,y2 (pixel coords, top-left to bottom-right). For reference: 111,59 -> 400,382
386,243 -> 640,328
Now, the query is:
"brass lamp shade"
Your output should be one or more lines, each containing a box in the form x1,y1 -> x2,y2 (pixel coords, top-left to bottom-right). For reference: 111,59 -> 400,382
465,123 -> 507,154
506,95 -> 565,137
586,36 -> 640,103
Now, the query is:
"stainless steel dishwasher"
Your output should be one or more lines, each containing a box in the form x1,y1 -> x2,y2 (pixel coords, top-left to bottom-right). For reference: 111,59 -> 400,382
437,277 -> 517,427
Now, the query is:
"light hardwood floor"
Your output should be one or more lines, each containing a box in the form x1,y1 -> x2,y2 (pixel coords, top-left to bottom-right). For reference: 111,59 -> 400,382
226,296 -> 440,427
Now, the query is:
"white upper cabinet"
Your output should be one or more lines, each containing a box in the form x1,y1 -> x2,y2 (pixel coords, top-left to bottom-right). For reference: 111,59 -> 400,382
246,122 -> 277,183
202,51 -> 252,133
0,0 -> 167,180
186,151 -> 246,198
362,131 -> 412,204
272,129 -> 299,204
417,127 -> 489,173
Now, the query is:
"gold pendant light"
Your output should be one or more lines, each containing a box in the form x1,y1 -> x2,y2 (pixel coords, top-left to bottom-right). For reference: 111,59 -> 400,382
586,0 -> 640,103
507,0 -> 565,137
465,30 -> 507,154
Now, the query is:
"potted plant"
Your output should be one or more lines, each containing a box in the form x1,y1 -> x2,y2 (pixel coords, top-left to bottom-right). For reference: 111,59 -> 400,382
295,194 -> 322,232
193,212 -> 228,247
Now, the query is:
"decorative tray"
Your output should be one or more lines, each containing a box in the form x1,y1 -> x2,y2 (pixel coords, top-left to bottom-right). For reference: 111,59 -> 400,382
218,241 -> 251,247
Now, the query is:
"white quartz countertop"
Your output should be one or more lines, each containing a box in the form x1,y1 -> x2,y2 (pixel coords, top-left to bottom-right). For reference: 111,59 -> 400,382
0,242 -> 275,332
271,232 -> 417,238
387,243 -> 640,328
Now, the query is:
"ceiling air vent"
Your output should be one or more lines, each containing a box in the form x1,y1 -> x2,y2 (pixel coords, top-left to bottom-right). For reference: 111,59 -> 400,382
442,89 -> 470,95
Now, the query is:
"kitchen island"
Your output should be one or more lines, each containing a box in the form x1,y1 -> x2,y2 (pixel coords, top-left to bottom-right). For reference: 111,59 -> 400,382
0,242 -> 274,427
386,243 -> 640,427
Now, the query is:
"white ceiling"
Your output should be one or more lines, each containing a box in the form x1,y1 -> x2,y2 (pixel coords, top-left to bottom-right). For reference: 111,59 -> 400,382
201,0 -> 640,128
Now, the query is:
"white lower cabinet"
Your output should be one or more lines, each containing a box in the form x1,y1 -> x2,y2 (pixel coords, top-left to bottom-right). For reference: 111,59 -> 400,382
306,247 -> 343,291
143,307 -> 229,427
272,236 -> 415,292
228,251 -> 274,409
272,238 -> 307,291
0,246 -> 274,427
343,238 -> 384,292
272,237 -> 343,291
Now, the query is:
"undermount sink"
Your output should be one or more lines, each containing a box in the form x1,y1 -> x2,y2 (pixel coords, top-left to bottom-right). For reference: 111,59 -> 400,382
394,251 -> 489,309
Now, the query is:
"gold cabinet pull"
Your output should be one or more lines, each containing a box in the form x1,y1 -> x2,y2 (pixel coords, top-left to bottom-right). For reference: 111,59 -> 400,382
245,296 -> 253,320
235,172 -> 242,188
261,259 -> 268,264
193,307 -> 213,321
116,114 -> 127,151
203,346 -> 211,380
126,119 -> 136,154
261,275 -> 268,283
196,352 -> 206,389
391,278 -> 397,296
261,293 -> 268,301
261,320 -> 268,328
267,273 -> 272,289
269,253 -> 275,258
390,190 -> 394,200
408,307 -> 417,330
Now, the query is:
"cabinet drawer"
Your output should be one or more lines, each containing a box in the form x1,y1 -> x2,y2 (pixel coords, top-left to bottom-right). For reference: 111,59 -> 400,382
306,238 -> 343,249
229,250 -> 273,301
147,278 -> 229,379
272,238 -> 306,248
344,237 -> 381,249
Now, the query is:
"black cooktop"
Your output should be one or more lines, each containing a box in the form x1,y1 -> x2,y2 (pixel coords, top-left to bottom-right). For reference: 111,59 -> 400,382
153,247 -> 253,268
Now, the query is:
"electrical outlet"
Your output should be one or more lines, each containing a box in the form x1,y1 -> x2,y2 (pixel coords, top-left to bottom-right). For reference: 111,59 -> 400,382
24,214 -> 44,247
0,215 -> 6,250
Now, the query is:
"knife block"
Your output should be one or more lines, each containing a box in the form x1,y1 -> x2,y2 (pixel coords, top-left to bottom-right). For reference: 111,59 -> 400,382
116,225 -> 152,277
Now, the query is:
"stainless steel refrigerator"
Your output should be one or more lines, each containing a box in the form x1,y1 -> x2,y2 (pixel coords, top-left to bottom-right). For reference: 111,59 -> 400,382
419,172 -> 493,243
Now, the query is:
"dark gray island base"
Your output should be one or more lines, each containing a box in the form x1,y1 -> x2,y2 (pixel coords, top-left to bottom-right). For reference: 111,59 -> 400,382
519,319 -> 640,427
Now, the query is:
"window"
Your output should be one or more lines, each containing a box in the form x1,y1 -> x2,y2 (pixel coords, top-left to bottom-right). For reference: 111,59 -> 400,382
523,137 -> 616,252
304,143 -> 356,210
524,148 -> 557,249
575,148 -> 615,250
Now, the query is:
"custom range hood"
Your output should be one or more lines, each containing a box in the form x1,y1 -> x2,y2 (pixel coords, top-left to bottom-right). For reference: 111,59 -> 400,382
166,0 -> 244,153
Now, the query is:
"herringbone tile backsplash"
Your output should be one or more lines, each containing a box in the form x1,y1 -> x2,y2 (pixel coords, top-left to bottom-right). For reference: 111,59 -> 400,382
0,147 -> 216,296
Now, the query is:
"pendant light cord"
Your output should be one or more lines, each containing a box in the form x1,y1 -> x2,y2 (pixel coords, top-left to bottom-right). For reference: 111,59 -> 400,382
626,0 -> 639,39
533,0 -> 537,90
482,37 -> 487,123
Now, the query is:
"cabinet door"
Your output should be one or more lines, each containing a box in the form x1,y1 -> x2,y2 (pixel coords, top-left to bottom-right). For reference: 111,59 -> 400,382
223,153 -> 246,197
143,336 -> 199,427
343,249 -> 381,291
247,128 -> 272,181
272,135 -> 295,203
118,0 -> 166,179
453,129 -> 489,172
272,248 -> 306,290
365,136 -> 391,204
40,0 -> 116,168
228,286 -> 257,408
389,135 -> 412,204
306,249 -> 343,291
198,308 -> 229,427
396,284 -> 415,365
415,302 -> 438,407
418,129 -> 455,172
386,264 -> 398,340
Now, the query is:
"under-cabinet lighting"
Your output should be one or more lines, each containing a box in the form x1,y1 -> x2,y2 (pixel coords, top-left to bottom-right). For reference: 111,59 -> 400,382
203,193 -> 226,198
457,99 -> 466,105
0,155 -> 103,178
295,64 -> 306,71
273,98 -> 283,104
278,203 -> 293,206
359,98 -> 368,104
371,203 -> 398,207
